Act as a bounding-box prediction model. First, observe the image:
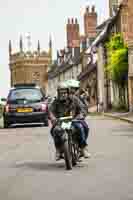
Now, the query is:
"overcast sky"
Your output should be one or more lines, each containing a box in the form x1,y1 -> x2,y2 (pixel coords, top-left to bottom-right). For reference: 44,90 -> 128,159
0,0 -> 109,97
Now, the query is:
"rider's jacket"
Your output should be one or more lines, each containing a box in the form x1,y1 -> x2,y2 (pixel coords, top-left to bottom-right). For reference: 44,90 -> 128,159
49,99 -> 70,119
69,95 -> 87,119
49,95 -> 87,121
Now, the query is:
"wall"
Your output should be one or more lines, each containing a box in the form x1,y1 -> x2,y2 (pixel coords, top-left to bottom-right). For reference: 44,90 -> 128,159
9,52 -> 50,93
48,63 -> 82,97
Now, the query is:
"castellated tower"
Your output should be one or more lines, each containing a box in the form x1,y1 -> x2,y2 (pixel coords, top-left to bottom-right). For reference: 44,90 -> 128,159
84,6 -> 97,39
9,36 -> 52,93
66,18 -> 80,49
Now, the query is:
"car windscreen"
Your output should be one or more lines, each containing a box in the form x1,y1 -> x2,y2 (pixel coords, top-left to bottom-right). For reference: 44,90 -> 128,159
8,88 -> 44,103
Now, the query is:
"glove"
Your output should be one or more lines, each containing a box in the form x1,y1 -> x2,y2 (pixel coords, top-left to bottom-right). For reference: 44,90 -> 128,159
51,118 -> 57,126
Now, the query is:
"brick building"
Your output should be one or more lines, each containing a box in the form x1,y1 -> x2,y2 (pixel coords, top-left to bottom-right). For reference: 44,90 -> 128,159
66,6 -> 97,51
66,18 -> 80,48
48,5 -> 98,97
84,6 -> 97,39
9,36 -> 52,93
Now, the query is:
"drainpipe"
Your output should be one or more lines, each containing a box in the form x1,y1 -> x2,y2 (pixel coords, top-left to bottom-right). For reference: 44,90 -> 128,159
96,67 -> 99,112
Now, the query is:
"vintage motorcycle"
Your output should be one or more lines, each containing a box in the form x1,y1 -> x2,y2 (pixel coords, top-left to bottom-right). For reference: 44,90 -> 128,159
53,116 -> 81,170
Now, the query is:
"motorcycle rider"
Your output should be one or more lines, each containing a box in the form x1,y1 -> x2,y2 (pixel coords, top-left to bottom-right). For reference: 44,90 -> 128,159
49,82 -> 71,160
67,83 -> 90,158
49,80 -> 90,160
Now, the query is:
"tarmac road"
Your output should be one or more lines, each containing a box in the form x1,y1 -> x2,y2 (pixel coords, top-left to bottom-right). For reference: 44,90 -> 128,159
0,116 -> 132,200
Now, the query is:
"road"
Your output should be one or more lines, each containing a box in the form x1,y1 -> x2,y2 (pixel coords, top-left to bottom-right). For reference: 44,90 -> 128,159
0,116 -> 133,200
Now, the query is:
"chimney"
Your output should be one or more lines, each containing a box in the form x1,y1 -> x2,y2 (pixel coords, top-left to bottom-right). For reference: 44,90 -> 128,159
37,40 -> 40,53
19,35 -> 23,52
9,40 -> 12,57
84,5 -> 97,39
66,18 -> 80,49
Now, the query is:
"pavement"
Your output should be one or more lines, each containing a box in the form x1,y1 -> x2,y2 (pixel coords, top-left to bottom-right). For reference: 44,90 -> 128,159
0,116 -> 3,128
103,112 -> 133,124
88,105 -> 133,124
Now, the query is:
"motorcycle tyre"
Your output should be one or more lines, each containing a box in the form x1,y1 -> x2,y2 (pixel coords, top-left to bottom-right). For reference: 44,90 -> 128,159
63,141 -> 72,170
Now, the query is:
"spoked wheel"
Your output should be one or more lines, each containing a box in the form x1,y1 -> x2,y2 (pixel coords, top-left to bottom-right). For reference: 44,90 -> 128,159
71,143 -> 80,166
63,141 -> 72,170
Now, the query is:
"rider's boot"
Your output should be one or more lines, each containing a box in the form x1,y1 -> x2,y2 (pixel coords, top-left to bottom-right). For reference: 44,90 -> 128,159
82,146 -> 91,159
79,149 -> 84,158
55,149 -> 61,161
55,149 -> 64,161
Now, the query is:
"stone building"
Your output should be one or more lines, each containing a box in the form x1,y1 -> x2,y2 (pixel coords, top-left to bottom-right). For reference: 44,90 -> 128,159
77,52 -> 97,107
88,0 -> 133,112
9,36 -> 52,93
76,6 -> 98,107
123,0 -> 133,112
108,0 -> 133,111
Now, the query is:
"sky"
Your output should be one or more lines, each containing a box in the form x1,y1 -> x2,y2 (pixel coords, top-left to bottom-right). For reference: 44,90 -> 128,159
0,0 -> 109,97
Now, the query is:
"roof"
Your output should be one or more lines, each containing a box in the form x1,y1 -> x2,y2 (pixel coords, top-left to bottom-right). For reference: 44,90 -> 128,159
77,63 -> 97,81
96,18 -> 111,31
78,6 -> 121,81
48,51 -> 83,79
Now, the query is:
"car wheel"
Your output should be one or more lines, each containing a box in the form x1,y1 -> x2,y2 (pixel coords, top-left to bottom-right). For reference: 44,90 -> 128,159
44,119 -> 49,127
3,117 -> 10,128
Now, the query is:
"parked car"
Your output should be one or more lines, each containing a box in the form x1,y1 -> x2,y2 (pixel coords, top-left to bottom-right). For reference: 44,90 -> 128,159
2,83 -> 49,128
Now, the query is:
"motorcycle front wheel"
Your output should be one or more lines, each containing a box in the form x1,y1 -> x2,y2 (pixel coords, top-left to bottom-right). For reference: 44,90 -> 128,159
63,141 -> 72,170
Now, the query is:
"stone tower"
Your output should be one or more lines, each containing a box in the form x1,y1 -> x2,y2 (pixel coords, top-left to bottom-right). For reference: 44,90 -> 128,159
66,18 -> 80,49
84,6 -> 97,39
9,36 -> 52,93
48,35 -> 52,63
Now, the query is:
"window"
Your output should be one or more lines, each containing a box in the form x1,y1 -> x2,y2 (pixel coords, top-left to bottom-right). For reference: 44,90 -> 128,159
32,72 -> 40,81
8,88 -> 43,102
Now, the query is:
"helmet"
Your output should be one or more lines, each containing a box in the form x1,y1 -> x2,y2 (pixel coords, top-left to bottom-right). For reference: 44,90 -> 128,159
57,81 -> 69,101
65,79 -> 80,95
57,81 -> 69,90
66,79 -> 80,89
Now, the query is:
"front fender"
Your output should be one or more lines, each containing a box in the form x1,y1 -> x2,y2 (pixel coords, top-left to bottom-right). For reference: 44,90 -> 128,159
53,126 -> 68,145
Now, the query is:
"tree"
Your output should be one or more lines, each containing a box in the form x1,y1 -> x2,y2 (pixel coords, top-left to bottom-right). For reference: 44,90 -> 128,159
106,34 -> 128,107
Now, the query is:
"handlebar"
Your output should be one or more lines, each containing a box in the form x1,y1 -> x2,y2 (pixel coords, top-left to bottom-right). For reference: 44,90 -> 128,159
58,116 -> 73,121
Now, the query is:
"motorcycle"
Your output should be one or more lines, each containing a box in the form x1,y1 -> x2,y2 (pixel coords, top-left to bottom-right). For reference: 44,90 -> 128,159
53,116 -> 81,170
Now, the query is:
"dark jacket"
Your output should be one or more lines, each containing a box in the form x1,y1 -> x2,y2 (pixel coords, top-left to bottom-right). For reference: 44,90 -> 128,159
70,95 -> 87,119
49,99 -> 70,119
49,95 -> 87,120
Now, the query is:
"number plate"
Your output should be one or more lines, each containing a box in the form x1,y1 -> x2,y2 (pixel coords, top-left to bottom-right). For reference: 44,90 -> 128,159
61,122 -> 71,130
17,108 -> 33,113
